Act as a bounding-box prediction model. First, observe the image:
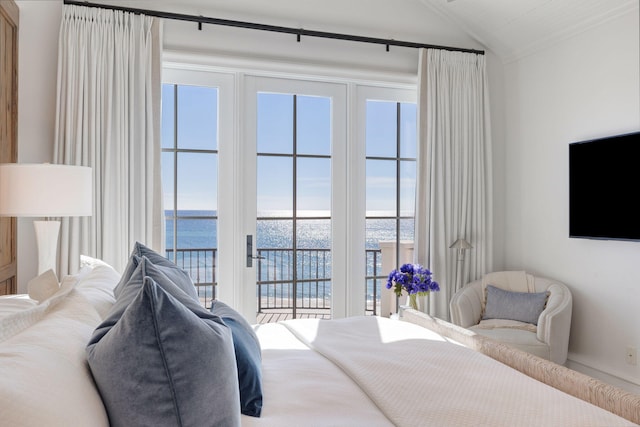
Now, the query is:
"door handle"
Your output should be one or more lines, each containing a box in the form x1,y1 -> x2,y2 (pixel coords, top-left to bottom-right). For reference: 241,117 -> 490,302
246,235 -> 265,267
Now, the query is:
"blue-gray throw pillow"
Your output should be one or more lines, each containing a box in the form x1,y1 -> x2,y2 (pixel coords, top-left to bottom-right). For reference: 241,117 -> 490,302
112,253 -> 141,298
211,300 -> 263,417
87,277 -> 240,427
93,257 -> 208,343
113,242 -> 199,302
483,285 -> 548,325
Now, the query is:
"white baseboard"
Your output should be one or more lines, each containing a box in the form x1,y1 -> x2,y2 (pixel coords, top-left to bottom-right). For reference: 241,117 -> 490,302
566,354 -> 640,394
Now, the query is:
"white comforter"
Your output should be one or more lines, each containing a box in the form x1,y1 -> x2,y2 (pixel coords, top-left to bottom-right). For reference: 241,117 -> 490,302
245,316 -> 636,427
242,321 -> 394,427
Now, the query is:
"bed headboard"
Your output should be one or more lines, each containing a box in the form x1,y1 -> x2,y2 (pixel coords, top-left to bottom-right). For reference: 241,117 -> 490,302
0,0 -> 19,295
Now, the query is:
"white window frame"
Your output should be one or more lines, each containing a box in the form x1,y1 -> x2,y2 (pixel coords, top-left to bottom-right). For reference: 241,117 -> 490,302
162,67 -> 238,311
162,58 -> 417,321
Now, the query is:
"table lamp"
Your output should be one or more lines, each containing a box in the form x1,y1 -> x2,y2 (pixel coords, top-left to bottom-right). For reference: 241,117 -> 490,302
0,163 -> 92,275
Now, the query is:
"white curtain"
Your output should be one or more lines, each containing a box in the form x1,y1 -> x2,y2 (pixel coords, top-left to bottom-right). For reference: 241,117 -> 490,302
54,5 -> 163,275
414,48 -> 493,320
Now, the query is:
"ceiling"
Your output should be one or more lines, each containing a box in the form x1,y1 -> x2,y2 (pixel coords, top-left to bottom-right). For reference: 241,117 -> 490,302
89,0 -> 638,62
419,0 -> 638,62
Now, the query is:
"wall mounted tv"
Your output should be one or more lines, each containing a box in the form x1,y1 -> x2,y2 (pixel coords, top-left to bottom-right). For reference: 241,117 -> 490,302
569,131 -> 640,241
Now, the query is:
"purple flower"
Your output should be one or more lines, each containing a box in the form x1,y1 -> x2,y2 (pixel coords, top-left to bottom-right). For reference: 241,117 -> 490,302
386,263 -> 439,298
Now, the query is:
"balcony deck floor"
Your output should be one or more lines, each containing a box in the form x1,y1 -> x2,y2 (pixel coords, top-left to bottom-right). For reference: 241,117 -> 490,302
257,308 -> 331,324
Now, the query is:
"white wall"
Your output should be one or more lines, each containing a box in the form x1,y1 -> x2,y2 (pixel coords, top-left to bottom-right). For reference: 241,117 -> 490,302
15,0 -> 62,292
503,9 -> 640,390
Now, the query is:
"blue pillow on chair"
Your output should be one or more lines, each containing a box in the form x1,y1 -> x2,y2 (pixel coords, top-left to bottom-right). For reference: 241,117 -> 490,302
211,300 -> 263,417
483,285 -> 548,325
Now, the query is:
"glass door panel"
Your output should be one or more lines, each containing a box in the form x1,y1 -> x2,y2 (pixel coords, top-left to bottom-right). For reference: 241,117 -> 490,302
364,98 -> 417,315
255,91 -> 333,322
162,82 -> 220,309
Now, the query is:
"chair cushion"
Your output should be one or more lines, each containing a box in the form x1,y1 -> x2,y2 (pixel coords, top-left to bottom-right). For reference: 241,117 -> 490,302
470,324 -> 550,360
483,285 -> 548,325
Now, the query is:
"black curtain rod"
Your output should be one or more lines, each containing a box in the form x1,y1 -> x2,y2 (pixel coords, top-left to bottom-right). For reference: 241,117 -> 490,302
63,0 -> 484,55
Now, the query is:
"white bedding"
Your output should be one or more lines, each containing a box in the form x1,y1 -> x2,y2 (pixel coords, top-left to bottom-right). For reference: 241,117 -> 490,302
257,316 -> 637,427
1,263 -> 637,427
242,322 -> 394,427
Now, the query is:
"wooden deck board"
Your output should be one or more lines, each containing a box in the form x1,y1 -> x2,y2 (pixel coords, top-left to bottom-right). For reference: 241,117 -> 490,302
257,308 -> 331,324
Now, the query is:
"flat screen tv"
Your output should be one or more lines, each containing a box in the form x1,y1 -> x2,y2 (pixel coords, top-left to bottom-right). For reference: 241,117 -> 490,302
569,131 -> 640,241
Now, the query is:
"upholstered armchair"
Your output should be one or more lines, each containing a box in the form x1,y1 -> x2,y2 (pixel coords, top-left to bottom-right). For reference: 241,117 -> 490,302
450,271 -> 572,365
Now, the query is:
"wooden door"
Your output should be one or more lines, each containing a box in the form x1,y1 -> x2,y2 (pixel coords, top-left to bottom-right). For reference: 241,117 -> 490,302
0,0 -> 18,295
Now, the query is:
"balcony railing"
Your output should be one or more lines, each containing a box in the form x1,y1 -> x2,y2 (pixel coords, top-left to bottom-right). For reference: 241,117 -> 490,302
166,247 -> 385,316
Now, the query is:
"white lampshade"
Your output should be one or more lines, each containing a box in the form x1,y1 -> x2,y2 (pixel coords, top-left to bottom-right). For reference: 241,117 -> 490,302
0,163 -> 92,217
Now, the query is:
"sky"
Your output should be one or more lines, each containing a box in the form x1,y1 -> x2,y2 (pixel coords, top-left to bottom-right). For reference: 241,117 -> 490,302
161,84 -> 417,216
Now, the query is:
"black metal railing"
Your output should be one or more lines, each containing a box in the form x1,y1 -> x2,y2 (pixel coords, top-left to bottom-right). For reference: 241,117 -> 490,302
166,248 -> 217,308
166,247 -> 384,314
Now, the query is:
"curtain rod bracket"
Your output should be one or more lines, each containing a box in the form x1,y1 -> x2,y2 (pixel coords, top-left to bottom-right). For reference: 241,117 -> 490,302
297,30 -> 301,43
386,44 -> 390,52
198,19 -> 202,31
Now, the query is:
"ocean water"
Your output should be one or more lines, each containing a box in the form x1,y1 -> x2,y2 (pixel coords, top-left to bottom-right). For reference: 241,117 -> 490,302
165,210 -> 414,251
165,210 -> 414,308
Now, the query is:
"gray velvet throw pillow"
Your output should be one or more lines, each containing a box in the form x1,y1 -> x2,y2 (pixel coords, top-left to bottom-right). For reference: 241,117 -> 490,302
87,264 -> 241,427
482,285 -> 548,325
113,242 -> 199,302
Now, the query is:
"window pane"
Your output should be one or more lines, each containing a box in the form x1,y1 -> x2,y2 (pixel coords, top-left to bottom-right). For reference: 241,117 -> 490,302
257,219 -> 293,249
297,157 -> 330,217
400,103 -> 417,159
366,218 -> 397,250
177,152 -> 217,212
400,218 -> 415,242
162,152 -> 175,213
257,156 -> 293,217
297,219 -> 331,250
366,159 -> 396,215
400,160 -> 416,216
257,93 -> 293,154
366,100 -> 397,158
177,85 -> 218,150
165,218 -> 175,251
162,84 -> 175,149
297,95 -> 331,156
296,251 -> 331,280
176,217 -> 217,249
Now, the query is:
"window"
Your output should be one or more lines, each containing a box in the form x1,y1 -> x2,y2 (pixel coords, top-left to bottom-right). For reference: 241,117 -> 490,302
365,100 -> 417,314
162,83 -> 219,308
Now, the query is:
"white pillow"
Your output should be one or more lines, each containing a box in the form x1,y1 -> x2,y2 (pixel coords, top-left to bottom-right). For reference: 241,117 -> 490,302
75,265 -> 119,319
0,288 -> 109,427
80,254 -> 115,270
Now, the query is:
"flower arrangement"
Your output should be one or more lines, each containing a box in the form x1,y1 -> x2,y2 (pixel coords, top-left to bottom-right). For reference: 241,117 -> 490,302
386,263 -> 440,310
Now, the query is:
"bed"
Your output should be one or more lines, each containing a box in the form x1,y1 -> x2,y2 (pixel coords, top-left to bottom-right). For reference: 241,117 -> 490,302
1,245 -> 639,427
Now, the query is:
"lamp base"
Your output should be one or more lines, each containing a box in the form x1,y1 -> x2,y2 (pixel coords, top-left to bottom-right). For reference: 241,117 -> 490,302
33,220 -> 60,276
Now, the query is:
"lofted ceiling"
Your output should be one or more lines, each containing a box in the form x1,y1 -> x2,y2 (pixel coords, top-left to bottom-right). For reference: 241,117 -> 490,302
419,0 -> 638,62
88,0 -> 638,62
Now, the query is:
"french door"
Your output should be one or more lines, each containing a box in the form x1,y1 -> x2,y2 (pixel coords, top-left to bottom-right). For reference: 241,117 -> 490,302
241,77 -> 347,323
161,65 -> 416,324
